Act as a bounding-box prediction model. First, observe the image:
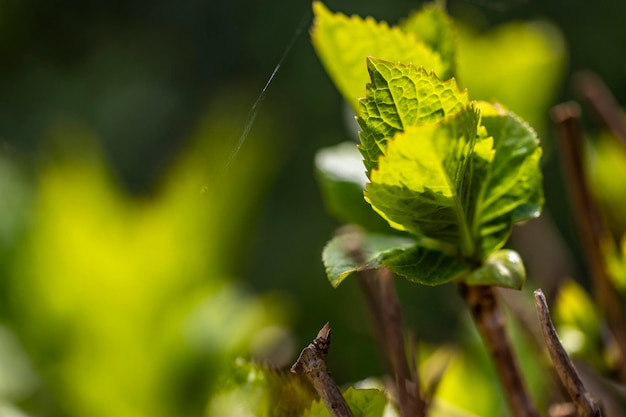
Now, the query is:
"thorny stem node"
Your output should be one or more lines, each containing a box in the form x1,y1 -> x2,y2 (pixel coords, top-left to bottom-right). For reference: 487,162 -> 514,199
291,323 -> 354,417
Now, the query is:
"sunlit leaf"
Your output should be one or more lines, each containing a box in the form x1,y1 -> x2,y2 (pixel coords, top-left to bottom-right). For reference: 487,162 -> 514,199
473,102 -> 543,257
315,11 -> 544,289
365,104 -> 484,257
311,2 -> 447,112
400,3 -> 457,77
358,57 -> 468,174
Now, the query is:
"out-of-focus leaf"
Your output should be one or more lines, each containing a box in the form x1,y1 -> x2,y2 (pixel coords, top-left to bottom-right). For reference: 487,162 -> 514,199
464,249 -> 526,289
425,345 -> 504,416
589,132 -> 626,294
606,235 -> 626,293
358,57 -> 468,174
206,359 -> 314,417
589,131 -> 626,237
0,403 -> 33,417
456,21 -> 565,137
311,2 -> 447,112
553,280 -> 603,367
314,142 -> 390,232
422,312 -> 551,416
474,102 -> 543,257
400,3 -> 457,77
8,98 -> 286,417
0,326 -> 38,401
302,387 -> 387,417
0,155 -> 32,250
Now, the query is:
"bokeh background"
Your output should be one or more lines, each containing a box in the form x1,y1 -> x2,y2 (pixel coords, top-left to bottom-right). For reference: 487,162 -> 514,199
0,0 -> 625,416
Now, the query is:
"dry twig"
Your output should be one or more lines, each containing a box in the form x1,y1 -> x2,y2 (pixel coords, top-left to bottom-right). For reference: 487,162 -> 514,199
573,71 -> 626,145
291,323 -> 354,417
534,289 -> 602,417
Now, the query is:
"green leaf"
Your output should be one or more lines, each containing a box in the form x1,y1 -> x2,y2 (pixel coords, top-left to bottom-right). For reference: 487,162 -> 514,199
464,249 -> 526,289
589,131 -> 626,237
311,2 -> 447,112
322,231 -> 415,287
606,234 -> 626,293
314,142 -> 392,232
365,105 -> 486,257
302,388 -> 387,417
358,57 -> 468,174
400,3 -> 457,77
383,244 -> 471,286
472,102 -> 543,257
553,280 -> 605,370
322,230 -> 470,287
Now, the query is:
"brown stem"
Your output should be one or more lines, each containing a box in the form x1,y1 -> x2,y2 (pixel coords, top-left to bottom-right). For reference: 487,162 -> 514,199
461,284 -> 540,417
338,227 -> 424,417
551,102 -> 626,381
573,71 -> 626,145
379,269 -> 425,417
534,289 -> 603,417
291,323 -> 354,417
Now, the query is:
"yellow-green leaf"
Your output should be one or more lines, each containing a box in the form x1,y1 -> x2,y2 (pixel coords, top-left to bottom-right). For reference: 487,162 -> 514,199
311,2 -> 446,112
365,105 -> 483,257
472,102 -> 543,257
358,57 -> 468,174
400,3 -> 457,77
456,21 -> 565,137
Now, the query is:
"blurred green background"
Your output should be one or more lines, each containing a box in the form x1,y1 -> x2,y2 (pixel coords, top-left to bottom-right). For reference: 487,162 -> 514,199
1,0 -> 625,416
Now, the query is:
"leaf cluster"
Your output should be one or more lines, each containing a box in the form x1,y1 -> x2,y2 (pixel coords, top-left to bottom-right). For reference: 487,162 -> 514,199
313,2 -> 544,288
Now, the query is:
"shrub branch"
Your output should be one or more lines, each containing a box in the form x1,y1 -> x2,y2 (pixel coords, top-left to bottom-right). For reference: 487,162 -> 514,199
551,102 -> 626,382
461,284 -> 540,417
534,289 -> 602,416
291,323 -> 354,417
